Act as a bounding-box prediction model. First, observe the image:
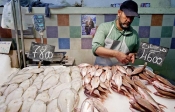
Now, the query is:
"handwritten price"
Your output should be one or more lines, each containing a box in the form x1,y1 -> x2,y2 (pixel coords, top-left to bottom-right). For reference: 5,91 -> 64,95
32,45 -> 53,60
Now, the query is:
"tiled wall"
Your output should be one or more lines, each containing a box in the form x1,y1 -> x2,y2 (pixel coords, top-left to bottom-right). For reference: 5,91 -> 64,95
0,14 -> 175,81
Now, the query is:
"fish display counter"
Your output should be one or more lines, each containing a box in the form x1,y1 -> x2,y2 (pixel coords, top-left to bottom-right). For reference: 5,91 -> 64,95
0,64 -> 175,112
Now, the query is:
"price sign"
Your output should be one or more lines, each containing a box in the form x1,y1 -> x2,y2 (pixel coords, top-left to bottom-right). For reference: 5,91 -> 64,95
28,42 -> 55,61
136,42 -> 169,66
0,41 -> 12,53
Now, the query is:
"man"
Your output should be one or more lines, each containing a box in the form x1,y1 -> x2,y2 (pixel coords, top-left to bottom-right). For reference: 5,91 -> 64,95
92,0 -> 140,66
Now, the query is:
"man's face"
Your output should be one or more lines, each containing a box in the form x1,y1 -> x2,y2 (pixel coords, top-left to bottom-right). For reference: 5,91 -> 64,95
118,10 -> 134,30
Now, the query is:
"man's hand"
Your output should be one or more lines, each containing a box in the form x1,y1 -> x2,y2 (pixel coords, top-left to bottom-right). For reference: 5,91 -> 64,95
114,51 -> 131,64
128,53 -> 136,63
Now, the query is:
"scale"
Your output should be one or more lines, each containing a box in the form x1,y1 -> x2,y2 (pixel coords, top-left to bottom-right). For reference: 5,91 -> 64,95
26,15 -> 67,67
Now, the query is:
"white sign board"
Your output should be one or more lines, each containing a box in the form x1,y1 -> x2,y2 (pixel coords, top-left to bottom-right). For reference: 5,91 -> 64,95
0,41 -> 12,53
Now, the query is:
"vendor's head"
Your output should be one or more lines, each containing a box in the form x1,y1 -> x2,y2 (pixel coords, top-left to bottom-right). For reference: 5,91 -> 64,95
117,0 -> 139,30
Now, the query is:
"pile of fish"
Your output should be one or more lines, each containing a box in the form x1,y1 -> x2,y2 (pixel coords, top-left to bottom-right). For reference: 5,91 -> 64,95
0,66 -> 82,112
78,63 -> 175,112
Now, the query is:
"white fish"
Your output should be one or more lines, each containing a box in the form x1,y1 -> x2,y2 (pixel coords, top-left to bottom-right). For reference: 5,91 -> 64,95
25,67 -> 44,74
0,96 -> 5,105
8,73 -> 33,84
106,70 -> 112,81
94,68 -> 103,77
6,98 -> 22,112
71,66 -> 80,72
81,67 -> 88,77
22,85 -> 38,100
114,74 -> 122,91
71,78 -> 82,92
55,66 -> 67,74
47,99 -> 61,112
0,103 -> 7,112
5,87 -> 23,104
43,71 -> 57,82
91,76 -> 100,93
30,100 -> 46,112
60,72 -> 71,83
31,74 -> 38,81
43,67 -> 55,76
0,86 -> 7,94
78,63 -> 91,68
40,75 -> 59,92
32,74 -> 44,89
100,72 -> 107,83
19,79 -> 30,92
49,82 -> 71,101
152,81 -> 175,93
80,98 -> 94,112
36,90 -> 49,103
48,84 -> 60,97
90,66 -> 96,77
71,71 -> 82,79
57,88 -> 79,112
116,65 -> 127,74
17,68 -> 29,74
20,98 -> 34,112
84,73 -> 91,85
3,84 -> 18,97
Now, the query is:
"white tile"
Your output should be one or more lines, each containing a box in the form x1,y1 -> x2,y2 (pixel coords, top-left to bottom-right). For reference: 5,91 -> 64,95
139,15 -> 152,26
150,26 -> 162,38
69,15 -> 81,26
23,15 -> 33,24
47,38 -> 59,51
70,38 -> 81,50
96,15 -> 104,26
45,15 -> 58,26
58,26 -> 70,38
162,15 -> 175,26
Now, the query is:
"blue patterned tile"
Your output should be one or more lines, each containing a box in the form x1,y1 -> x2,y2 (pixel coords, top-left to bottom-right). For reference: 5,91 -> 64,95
59,38 -> 70,49
81,38 -> 92,49
46,26 -> 58,38
149,38 -> 160,46
139,26 -> 150,38
104,14 -> 116,22
171,38 -> 175,49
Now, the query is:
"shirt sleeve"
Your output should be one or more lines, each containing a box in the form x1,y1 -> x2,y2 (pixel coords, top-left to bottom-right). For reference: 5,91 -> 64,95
92,23 -> 107,56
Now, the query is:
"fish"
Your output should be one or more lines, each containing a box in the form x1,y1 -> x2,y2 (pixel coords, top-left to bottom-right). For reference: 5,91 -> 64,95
84,73 -> 92,85
90,76 -> 100,93
59,72 -> 71,83
155,75 -> 175,90
3,84 -> 18,97
20,98 -> 34,112
80,98 -> 94,112
22,85 -> 38,100
114,74 -> 122,91
137,87 -> 165,111
5,87 -> 23,104
153,85 -> 175,98
133,79 -> 151,93
32,73 -> 44,89
30,100 -> 46,112
71,71 -> 82,79
40,75 -> 59,92
0,86 -> 7,95
8,73 -> 33,84
116,65 -> 127,74
49,82 -> 71,101
0,103 -> 7,112
0,96 -> 5,105
145,69 -> 155,78
81,67 -> 88,77
100,72 -> 107,83
71,78 -> 82,92
152,81 -> 175,93
154,92 -> 175,99
131,62 -> 147,75
19,79 -> 30,92
78,63 -> 91,68
43,71 -> 57,82
6,98 -> 23,112
106,70 -> 112,81
57,88 -> 79,112
94,68 -> 103,77
92,98 -> 108,112
47,99 -> 61,112
36,90 -> 50,103
25,67 -> 44,74
43,67 -> 55,76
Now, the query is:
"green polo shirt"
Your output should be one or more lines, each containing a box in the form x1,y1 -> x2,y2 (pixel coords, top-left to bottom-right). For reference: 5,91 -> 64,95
92,20 -> 140,56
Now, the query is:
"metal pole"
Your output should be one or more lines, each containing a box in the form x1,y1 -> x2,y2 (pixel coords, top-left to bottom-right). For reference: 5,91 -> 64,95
17,0 -> 26,67
11,0 -> 21,68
